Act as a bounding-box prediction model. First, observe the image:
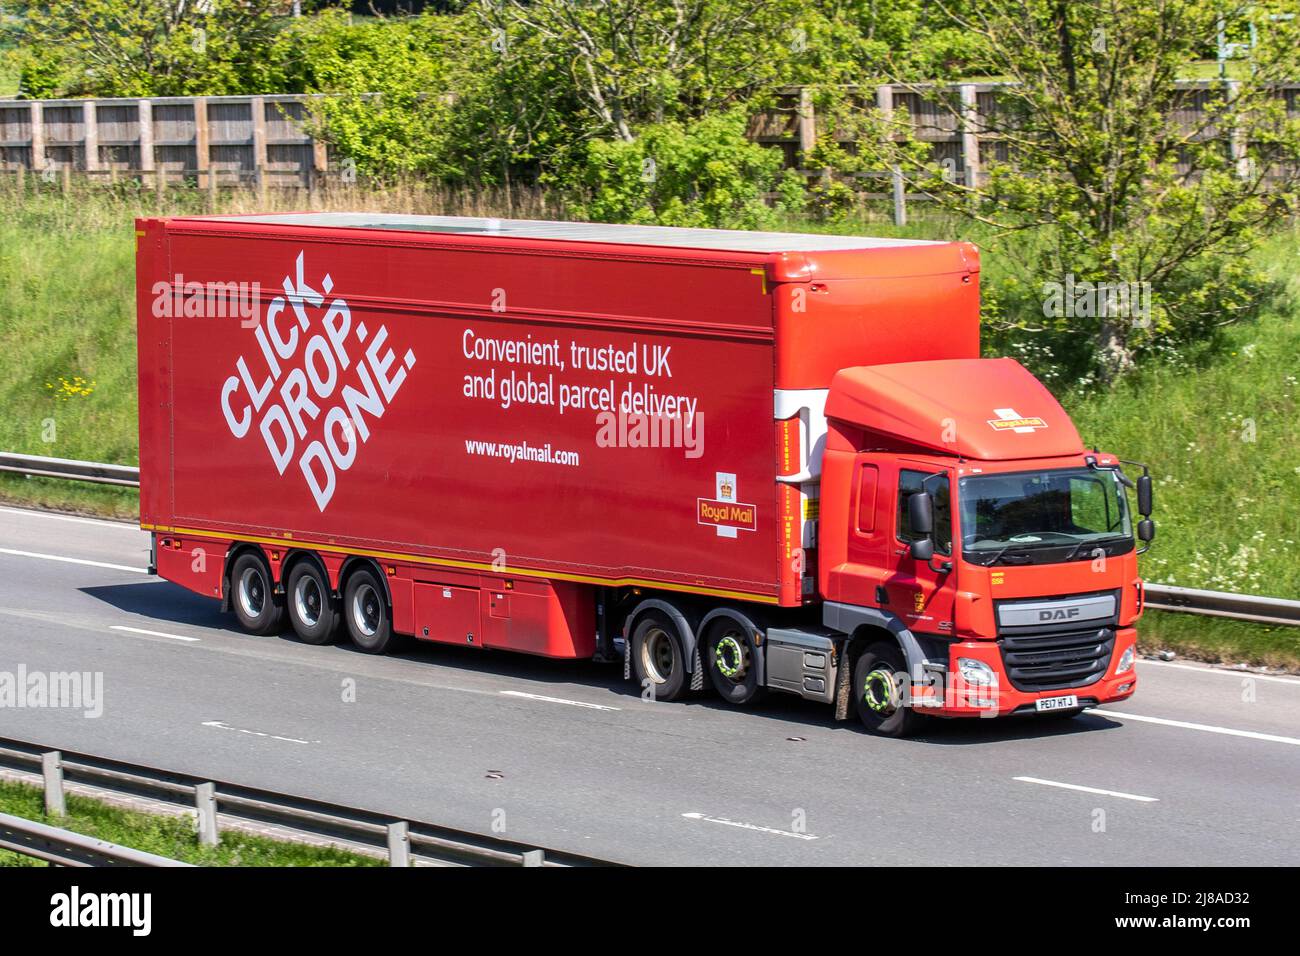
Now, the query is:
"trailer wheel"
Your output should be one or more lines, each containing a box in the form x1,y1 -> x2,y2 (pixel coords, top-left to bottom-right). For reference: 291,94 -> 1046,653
229,553 -> 284,636
286,561 -> 339,646
852,640 -> 927,738
344,567 -> 395,654
631,612 -> 689,701
704,620 -> 764,705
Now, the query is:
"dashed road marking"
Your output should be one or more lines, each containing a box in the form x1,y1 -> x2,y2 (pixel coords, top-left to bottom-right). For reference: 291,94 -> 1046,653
0,547 -> 145,574
1095,709 -> 1300,747
201,720 -> 317,745
682,812 -> 818,840
110,625 -> 200,643
500,690 -> 620,711
1014,776 -> 1158,802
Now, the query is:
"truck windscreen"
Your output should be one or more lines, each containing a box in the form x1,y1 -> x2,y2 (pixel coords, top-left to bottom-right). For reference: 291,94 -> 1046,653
959,467 -> 1133,566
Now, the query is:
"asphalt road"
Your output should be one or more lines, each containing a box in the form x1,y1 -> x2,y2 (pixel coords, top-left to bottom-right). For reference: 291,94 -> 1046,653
1,503 -> 1297,865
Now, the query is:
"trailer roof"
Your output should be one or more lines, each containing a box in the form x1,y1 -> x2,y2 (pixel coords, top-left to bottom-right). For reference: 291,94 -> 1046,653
194,213 -> 942,253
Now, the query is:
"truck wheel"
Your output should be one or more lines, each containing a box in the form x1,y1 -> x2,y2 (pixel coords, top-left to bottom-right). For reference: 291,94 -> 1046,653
631,612 -> 689,701
229,553 -> 284,636
286,561 -> 339,646
704,620 -> 764,705
344,567 -> 395,654
852,640 -> 927,738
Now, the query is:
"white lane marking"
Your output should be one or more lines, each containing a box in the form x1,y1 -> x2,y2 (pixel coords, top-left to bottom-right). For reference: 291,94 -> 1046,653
1095,709 -> 1300,747
0,547 -> 145,574
202,720 -> 317,745
682,812 -> 818,841
110,625 -> 200,643
1139,659 -> 1300,686
500,690 -> 620,711
0,506 -> 140,530
1014,776 -> 1159,803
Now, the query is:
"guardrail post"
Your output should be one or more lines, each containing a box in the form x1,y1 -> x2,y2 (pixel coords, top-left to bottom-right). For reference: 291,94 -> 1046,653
521,849 -> 544,867
42,752 -> 65,817
195,782 -> 219,847
387,821 -> 410,867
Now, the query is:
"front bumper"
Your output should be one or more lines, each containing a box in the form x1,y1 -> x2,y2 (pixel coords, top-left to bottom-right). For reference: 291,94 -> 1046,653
911,627 -> 1138,718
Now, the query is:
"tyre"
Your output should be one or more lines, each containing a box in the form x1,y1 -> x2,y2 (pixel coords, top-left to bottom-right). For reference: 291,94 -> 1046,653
852,640 -> 927,738
229,552 -> 285,635
343,567 -> 395,654
703,618 -> 764,705
630,611 -> 689,701
286,560 -> 339,646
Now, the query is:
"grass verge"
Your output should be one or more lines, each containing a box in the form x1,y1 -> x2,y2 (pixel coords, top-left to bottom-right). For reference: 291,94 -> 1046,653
0,778 -> 381,867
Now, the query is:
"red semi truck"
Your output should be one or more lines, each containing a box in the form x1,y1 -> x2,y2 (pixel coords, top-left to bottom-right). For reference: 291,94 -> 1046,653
136,213 -> 1155,736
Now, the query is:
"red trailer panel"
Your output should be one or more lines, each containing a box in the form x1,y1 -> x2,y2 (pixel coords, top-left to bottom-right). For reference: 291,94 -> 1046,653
138,215 -> 978,608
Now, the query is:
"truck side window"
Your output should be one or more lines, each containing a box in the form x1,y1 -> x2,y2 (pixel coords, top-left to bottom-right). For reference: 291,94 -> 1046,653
897,470 -> 952,554
855,463 -> 879,533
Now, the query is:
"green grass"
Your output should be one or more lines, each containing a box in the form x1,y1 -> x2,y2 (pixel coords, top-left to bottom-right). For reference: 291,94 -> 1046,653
0,184 -> 1296,667
0,778 -> 382,866
1138,610 -> 1300,670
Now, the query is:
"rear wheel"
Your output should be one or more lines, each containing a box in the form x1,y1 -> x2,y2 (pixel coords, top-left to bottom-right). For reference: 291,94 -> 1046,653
286,560 -> 339,645
704,619 -> 764,705
631,612 -> 689,701
852,640 -> 927,738
229,552 -> 284,635
344,567 -> 395,654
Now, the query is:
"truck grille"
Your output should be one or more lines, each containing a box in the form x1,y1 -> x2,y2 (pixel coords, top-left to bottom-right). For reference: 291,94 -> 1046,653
997,627 -> 1116,692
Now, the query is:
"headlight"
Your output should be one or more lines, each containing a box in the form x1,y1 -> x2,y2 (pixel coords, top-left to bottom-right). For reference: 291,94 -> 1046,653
958,657 -> 997,685
1116,646 -> 1135,675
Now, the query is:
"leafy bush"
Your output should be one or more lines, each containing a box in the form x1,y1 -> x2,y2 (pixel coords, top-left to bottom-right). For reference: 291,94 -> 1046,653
558,112 -> 786,229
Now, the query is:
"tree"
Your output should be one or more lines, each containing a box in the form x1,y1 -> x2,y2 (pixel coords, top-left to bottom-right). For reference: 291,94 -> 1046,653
845,0 -> 1300,382
6,0 -> 289,97
269,9 -> 465,180
474,0 -> 807,142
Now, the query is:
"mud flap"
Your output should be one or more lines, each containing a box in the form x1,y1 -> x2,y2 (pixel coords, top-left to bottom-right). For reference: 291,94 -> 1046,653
690,646 -> 704,691
833,644 -> 852,721
623,640 -> 631,681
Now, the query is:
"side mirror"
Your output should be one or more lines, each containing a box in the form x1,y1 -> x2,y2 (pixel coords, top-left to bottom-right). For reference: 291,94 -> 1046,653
1138,519 -> 1155,543
910,537 -> 935,561
908,491 -> 934,536
1137,474 -> 1153,516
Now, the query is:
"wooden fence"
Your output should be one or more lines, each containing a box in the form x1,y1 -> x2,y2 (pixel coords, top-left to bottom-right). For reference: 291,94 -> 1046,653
0,94 -> 329,188
1,80 -> 1297,193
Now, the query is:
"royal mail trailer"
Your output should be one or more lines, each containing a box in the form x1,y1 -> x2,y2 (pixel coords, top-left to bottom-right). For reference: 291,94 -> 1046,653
137,213 -> 1152,736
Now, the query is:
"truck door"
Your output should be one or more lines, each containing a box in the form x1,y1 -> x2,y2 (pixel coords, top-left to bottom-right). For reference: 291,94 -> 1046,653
883,465 -> 956,635
828,454 -> 893,607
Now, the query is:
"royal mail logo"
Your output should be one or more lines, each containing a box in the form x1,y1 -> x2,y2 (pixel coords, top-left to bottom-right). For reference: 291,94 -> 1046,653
218,251 -> 417,512
987,407 -> 1048,433
697,497 -> 758,532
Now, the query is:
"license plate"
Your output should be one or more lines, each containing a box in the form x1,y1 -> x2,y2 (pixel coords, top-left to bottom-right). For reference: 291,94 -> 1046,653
1035,694 -> 1079,712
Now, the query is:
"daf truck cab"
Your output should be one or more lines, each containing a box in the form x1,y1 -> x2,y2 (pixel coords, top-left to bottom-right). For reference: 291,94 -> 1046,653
813,356 -> 1154,736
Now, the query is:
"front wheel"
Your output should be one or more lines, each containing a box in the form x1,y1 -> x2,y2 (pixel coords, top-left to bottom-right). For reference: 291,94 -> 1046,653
852,640 -> 928,738
343,567 -> 395,654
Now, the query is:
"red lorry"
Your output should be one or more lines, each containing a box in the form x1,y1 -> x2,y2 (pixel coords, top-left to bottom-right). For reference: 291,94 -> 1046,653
136,213 -> 1154,736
